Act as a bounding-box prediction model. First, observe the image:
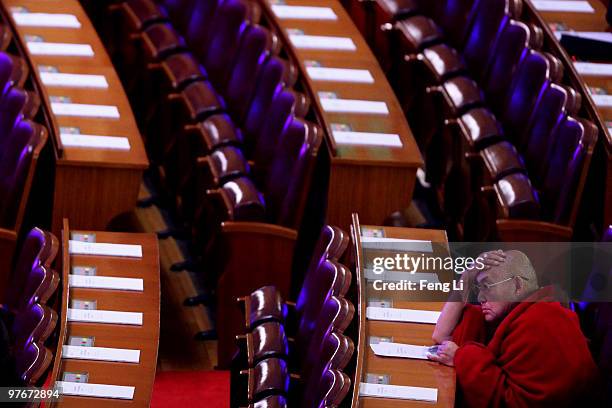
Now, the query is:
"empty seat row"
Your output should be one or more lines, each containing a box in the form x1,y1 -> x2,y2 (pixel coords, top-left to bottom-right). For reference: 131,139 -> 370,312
231,225 -> 355,407
343,0 -> 598,241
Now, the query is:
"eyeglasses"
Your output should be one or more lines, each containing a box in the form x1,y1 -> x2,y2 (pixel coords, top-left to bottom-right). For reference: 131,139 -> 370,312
473,275 -> 529,301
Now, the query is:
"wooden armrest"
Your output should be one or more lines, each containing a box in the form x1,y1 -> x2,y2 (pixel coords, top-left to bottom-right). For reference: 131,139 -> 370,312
496,219 -> 573,241
221,221 -> 298,240
0,228 -> 17,241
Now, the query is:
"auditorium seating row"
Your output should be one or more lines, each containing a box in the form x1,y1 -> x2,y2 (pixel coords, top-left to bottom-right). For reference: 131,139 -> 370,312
343,0 -> 602,241
0,47 -> 50,292
1,227 -> 60,386
231,225 -> 355,407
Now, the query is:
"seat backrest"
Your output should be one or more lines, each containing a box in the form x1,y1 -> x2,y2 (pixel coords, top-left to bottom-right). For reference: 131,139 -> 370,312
203,0 -> 248,89
251,357 -> 290,400
0,52 -> 13,96
499,50 -> 551,140
252,90 -> 296,182
15,340 -> 52,385
315,369 -> 351,408
220,177 -> 266,221
264,118 -> 322,228
243,57 -> 284,146
0,120 -> 47,230
185,0 -> 221,58
11,302 -> 57,349
253,395 -> 288,408
163,0 -> 197,33
462,0 -> 511,80
523,83 -> 569,180
438,0 -> 480,49
225,25 -> 274,123
481,19 -> 530,110
0,87 -> 26,150
550,118 -> 598,226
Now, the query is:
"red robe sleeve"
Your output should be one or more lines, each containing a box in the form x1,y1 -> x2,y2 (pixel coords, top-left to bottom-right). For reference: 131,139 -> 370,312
452,304 -> 487,346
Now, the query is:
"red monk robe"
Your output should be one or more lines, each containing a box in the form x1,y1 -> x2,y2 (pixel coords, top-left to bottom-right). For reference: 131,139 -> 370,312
451,286 -> 601,408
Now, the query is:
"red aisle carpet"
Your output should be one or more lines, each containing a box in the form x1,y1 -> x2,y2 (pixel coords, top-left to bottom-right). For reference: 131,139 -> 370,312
151,370 -> 230,407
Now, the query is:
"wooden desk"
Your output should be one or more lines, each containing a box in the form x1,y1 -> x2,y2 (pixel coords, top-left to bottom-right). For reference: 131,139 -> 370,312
1,0 -> 149,236
523,0 -> 612,233
349,214 -> 455,407
257,0 -> 423,229
48,219 -> 159,408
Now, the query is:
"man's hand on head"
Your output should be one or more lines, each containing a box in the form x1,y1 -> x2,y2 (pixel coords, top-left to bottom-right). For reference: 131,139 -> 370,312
427,341 -> 458,367
481,250 -> 506,270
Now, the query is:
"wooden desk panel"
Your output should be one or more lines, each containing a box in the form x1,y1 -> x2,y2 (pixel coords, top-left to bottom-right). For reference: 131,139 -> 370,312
49,220 -> 160,408
258,0 -> 423,229
351,214 -> 455,408
2,0 -> 148,235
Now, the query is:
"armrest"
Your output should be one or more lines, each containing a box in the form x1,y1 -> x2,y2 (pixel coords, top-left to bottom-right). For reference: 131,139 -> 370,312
496,219 -> 573,241
0,228 -> 17,241
221,221 -> 298,240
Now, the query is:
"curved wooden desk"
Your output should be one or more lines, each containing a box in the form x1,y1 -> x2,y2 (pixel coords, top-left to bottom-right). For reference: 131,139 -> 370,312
1,0 -> 148,236
257,0 -> 423,229
47,219 -> 159,407
349,213 -> 455,407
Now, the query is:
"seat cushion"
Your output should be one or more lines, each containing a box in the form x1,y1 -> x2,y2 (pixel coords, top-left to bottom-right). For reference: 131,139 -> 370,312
248,321 -> 289,366
458,107 -> 503,149
376,0 -> 421,21
395,15 -> 442,53
422,43 -> 465,81
480,141 -> 526,181
180,81 -> 224,121
141,23 -> 186,60
196,114 -> 242,152
122,0 -> 168,31
442,76 -> 483,114
220,177 -> 266,221
245,285 -> 287,329
161,52 -> 207,90
494,173 -> 540,219
206,146 -> 249,186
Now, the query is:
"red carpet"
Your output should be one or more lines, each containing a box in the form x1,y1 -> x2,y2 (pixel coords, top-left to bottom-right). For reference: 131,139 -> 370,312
151,370 -> 230,408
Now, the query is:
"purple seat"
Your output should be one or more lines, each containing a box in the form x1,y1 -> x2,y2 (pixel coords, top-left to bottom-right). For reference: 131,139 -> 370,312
242,285 -> 288,330
251,395 -> 288,408
493,172 -> 541,220
603,226 -> 612,242
438,0 -> 480,49
0,88 -> 27,149
313,369 -> 351,408
247,357 -> 290,402
264,118 -> 323,228
0,120 -> 48,230
198,145 -> 249,187
0,52 -> 13,95
11,303 -> 57,349
117,0 -> 170,32
217,177 -> 267,222
5,228 -> 59,313
15,340 -> 52,385
184,0 -> 222,58
243,321 -> 289,367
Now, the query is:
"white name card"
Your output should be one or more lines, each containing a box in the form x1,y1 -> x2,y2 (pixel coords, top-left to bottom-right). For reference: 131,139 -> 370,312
27,41 -> 94,56
556,31 -> 612,43
60,133 -> 130,150
51,102 -> 120,118
574,62 -> 612,77
333,131 -> 403,147
62,345 -> 141,363
532,1 -> 594,13
360,237 -> 433,252
370,342 -> 430,360
360,382 -> 438,402
13,12 -> 81,28
320,98 -> 389,114
67,308 -> 143,326
366,306 -> 441,324
289,34 -> 356,51
69,240 -> 143,257
592,94 -> 612,108
56,381 -> 135,400
272,5 -> 337,20
69,275 -> 144,291
40,72 -> 108,88
306,67 -> 374,83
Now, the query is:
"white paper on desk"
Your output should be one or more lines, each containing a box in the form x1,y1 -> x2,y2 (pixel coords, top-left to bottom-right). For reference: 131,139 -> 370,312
56,381 -> 135,400
69,275 -> 144,291
69,240 -> 143,257
556,31 -> 612,43
360,382 -> 438,402
333,131 -> 402,147
306,67 -> 374,83
60,133 -> 130,150
574,62 -> 612,77
272,5 -> 337,20
26,41 -> 94,56
289,34 -> 356,51
320,98 -> 388,114
370,342 -> 431,360
67,308 -> 143,325
592,94 -> 612,108
40,72 -> 108,88
13,12 -> 81,28
366,306 -> 441,324
365,270 -> 440,283
360,237 -> 433,252
532,1 -> 594,13
51,102 -> 120,118
62,345 -> 141,363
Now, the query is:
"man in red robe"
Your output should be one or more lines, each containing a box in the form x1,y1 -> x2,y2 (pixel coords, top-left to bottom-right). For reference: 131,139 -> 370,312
428,250 -> 602,407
